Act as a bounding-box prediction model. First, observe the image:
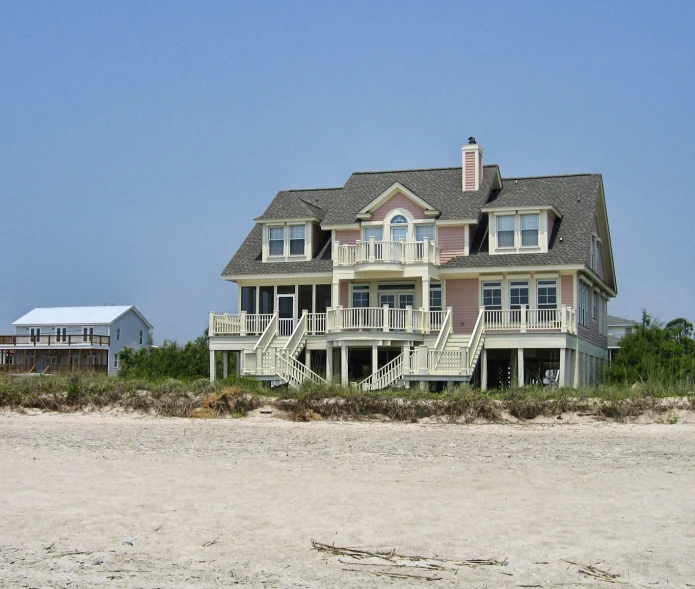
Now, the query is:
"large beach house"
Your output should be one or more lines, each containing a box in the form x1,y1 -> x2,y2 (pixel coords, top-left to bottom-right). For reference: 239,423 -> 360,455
0,306 -> 153,376
209,138 -> 616,390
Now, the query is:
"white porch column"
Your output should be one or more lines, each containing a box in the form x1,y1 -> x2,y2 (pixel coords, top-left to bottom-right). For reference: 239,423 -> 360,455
208,312 -> 215,336
326,345 -> 333,382
559,347 -> 566,387
517,348 -> 525,388
340,345 -> 349,387
209,350 -> 216,382
574,346 -> 580,388
422,277 -> 430,312
305,349 -> 312,372
480,348 -> 488,392
402,345 -> 410,376
223,351 -> 229,379
239,311 -> 247,336
332,279 -> 340,309
371,345 -> 379,376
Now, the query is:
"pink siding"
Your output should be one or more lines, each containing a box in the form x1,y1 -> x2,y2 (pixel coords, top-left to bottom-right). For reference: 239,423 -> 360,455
371,192 -> 427,221
561,275 -> 573,307
339,282 -> 349,307
438,226 -> 465,262
464,152 -> 476,190
335,229 -> 359,245
446,278 -> 479,334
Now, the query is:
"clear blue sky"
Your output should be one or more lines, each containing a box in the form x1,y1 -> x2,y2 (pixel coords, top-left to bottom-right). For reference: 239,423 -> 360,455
1,1 -> 693,343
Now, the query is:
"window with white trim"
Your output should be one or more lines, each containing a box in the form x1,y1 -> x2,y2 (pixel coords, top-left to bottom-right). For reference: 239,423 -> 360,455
429,284 -> 442,311
362,226 -> 383,241
592,291 -> 598,321
578,282 -> 590,328
509,281 -> 529,309
590,235 -> 602,273
496,215 -> 515,248
537,280 -> 557,310
390,215 -> 408,242
268,227 -> 285,256
30,328 -> 41,343
56,327 -> 67,342
289,224 -> 305,256
415,224 -> 435,242
352,284 -> 370,308
83,327 -> 93,342
520,214 -> 539,247
114,354 -> 119,369
482,281 -> 502,310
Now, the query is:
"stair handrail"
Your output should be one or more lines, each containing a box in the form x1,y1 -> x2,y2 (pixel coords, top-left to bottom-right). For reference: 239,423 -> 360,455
465,307 -> 486,374
275,351 -> 327,388
357,352 -> 404,391
253,312 -> 278,353
283,311 -> 307,358
433,307 -> 452,352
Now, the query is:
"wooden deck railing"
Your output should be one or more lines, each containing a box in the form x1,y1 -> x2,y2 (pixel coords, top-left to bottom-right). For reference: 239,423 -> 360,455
333,237 -> 440,266
0,364 -> 107,374
483,306 -> 576,334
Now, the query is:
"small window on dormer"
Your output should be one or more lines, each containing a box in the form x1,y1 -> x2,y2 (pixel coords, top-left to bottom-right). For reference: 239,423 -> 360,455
497,215 -> 515,247
289,225 -> 305,255
268,227 -> 285,256
520,214 -> 539,246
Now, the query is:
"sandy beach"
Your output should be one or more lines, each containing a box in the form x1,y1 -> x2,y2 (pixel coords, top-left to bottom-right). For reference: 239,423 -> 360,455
1,411 -> 694,588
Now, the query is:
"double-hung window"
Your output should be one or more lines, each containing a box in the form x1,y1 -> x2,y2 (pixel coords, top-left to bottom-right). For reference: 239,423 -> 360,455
429,284 -> 442,311
496,216 -> 515,248
592,292 -> 598,321
56,327 -> 67,342
537,280 -> 557,310
482,282 -> 502,310
362,226 -> 383,242
289,225 -> 305,256
520,214 -> 539,247
30,328 -> 41,343
352,285 -> 370,308
509,280 -> 528,323
83,327 -> 93,342
268,227 -> 285,256
578,282 -> 590,328
415,224 -> 435,242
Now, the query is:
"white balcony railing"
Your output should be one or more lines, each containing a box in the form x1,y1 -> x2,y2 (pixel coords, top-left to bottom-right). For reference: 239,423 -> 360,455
483,306 -> 576,334
333,237 -> 440,267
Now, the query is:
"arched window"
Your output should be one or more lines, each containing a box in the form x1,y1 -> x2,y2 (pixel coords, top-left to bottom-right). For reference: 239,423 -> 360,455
390,214 -> 408,242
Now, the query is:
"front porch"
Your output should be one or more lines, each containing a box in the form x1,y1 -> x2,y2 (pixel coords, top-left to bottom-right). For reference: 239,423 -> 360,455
0,347 -> 110,375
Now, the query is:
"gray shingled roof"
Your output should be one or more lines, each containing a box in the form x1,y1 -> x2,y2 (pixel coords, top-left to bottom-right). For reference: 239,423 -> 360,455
222,165 -> 606,278
443,174 -> 603,269
221,224 -> 333,276
607,315 -> 638,326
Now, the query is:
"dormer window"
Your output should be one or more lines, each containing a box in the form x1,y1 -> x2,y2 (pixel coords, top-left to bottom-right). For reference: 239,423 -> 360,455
488,210 -> 547,254
497,215 -> 515,247
268,227 -> 285,256
520,214 -> 539,246
263,222 -> 312,262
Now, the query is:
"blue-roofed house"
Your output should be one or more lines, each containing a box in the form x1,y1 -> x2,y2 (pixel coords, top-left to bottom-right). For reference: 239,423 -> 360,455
0,306 -> 153,376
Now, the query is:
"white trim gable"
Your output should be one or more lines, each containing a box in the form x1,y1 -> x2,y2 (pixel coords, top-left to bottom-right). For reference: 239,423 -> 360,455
356,182 -> 439,220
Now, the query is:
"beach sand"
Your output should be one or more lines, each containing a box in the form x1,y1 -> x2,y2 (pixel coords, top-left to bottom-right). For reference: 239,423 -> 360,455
1,411 -> 694,587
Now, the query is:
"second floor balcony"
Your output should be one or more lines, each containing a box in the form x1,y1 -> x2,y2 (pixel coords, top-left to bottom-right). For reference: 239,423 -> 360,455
0,334 -> 111,348
333,238 -> 440,268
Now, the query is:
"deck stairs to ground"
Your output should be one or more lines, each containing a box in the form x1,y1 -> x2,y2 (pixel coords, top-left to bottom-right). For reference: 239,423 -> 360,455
357,308 -> 486,391
243,312 -> 326,388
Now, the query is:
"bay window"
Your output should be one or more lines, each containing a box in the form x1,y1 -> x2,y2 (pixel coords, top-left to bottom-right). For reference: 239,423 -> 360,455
496,215 -> 515,248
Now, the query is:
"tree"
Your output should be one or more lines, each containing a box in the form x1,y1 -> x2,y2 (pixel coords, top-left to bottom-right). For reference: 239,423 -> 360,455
609,312 -> 695,385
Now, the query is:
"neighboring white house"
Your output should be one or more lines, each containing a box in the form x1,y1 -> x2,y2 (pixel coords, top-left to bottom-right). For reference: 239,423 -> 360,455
0,306 -> 153,376
607,314 -> 639,361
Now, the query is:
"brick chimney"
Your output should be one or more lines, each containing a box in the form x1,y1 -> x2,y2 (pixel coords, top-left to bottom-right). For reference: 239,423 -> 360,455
462,136 -> 483,191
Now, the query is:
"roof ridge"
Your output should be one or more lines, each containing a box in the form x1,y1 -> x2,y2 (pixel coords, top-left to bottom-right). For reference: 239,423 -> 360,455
352,164 -> 499,175
503,173 -> 600,181
285,187 -> 342,193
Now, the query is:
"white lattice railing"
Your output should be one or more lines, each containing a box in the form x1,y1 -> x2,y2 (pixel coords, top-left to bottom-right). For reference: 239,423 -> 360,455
333,238 -> 440,266
275,352 -> 327,388
358,353 -> 405,391
427,350 -> 462,374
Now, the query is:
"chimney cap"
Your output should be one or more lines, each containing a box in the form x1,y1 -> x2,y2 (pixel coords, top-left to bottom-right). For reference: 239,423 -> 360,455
468,136 -> 477,145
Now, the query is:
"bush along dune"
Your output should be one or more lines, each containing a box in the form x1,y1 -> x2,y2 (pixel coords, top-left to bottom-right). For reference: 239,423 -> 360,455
0,373 -> 693,423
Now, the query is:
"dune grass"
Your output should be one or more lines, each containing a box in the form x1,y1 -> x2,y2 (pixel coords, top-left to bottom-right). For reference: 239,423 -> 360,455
0,373 -> 692,421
